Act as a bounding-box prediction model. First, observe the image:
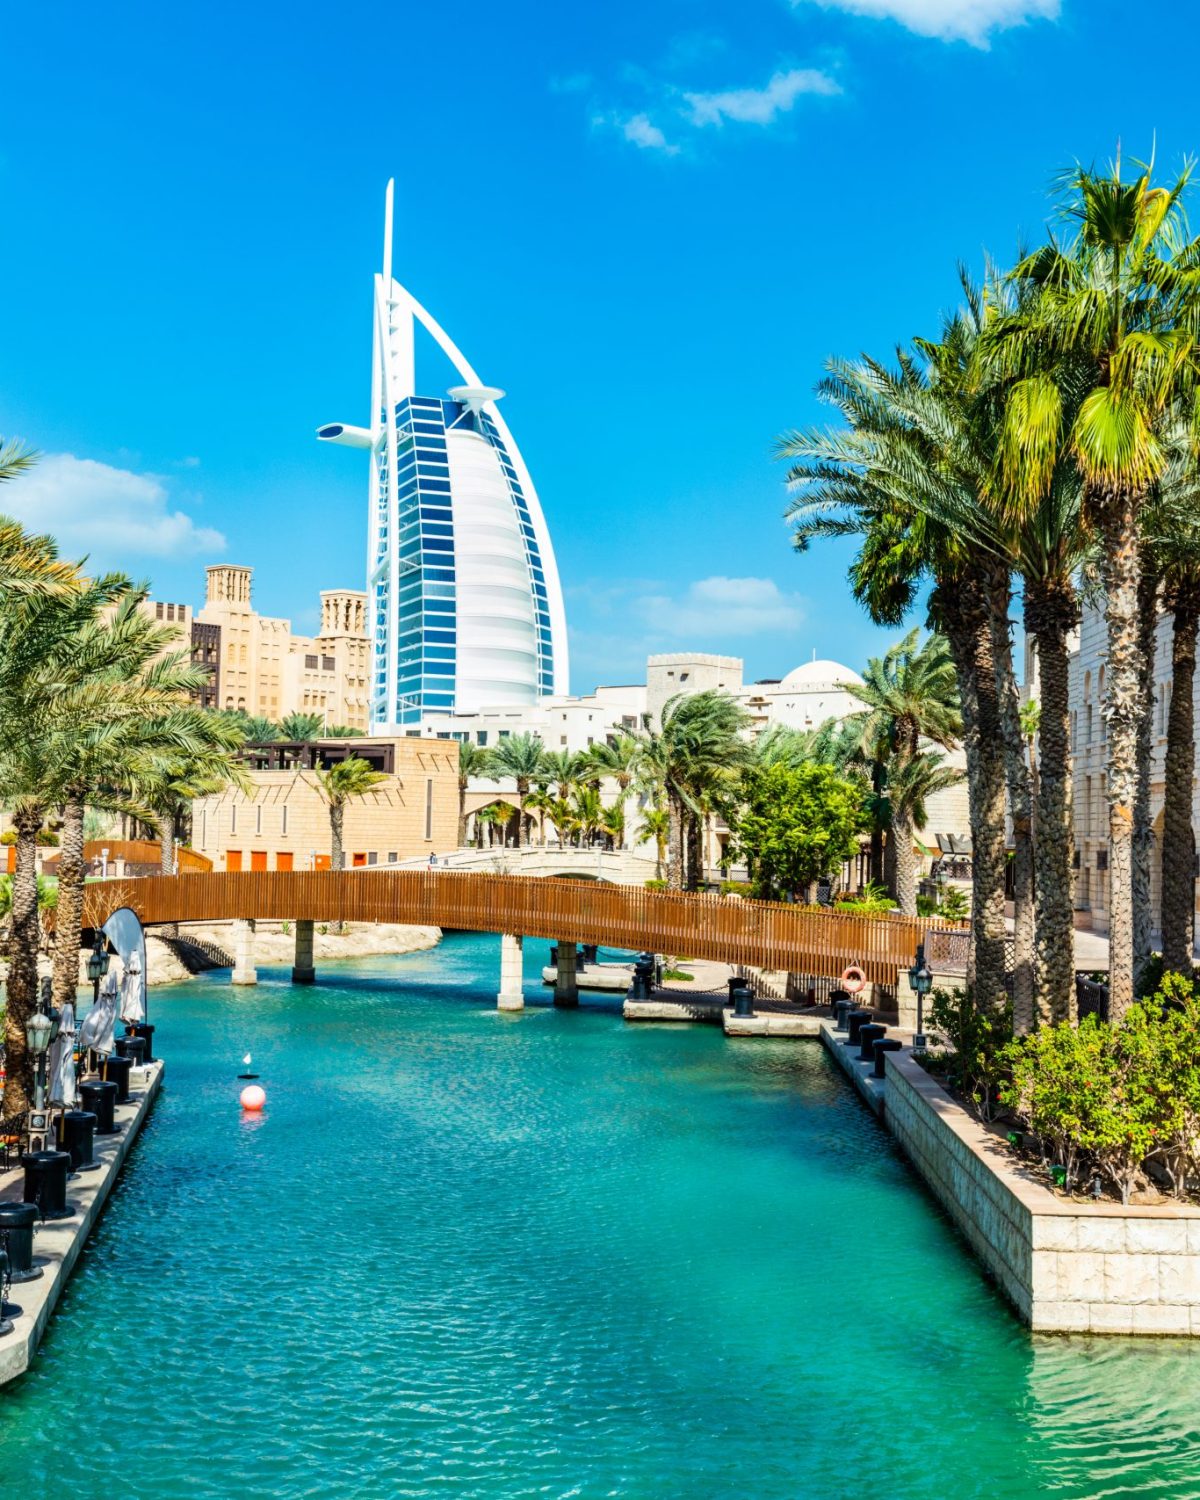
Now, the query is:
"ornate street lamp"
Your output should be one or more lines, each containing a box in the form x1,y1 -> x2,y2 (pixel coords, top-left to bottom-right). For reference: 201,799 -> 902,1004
908,944 -> 933,1053
25,991 -> 55,1152
86,932 -> 110,1008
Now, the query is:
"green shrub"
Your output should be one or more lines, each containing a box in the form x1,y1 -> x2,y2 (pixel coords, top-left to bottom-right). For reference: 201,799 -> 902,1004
644,879 -> 667,891
937,887 -> 969,922
1000,976 -> 1200,1202
925,987 -> 1013,1120
0,830 -> 15,846
834,880 -> 895,916
35,828 -> 59,847
916,895 -> 938,917
720,880 -> 753,898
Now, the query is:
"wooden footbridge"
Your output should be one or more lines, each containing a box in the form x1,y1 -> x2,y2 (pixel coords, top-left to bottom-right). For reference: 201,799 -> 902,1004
83,869 -> 934,990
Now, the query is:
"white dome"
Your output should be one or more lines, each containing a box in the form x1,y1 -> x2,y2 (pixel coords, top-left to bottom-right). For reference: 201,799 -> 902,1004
778,659 -> 864,693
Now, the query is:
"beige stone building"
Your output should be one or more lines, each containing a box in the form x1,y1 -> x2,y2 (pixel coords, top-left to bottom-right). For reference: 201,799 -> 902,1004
191,736 -> 458,871
192,565 -> 370,730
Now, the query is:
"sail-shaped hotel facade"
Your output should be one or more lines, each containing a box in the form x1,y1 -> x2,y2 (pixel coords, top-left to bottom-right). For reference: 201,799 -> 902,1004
318,182 -> 568,735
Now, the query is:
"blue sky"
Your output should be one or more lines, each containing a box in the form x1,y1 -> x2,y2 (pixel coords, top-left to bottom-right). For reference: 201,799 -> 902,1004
0,0 -> 1191,690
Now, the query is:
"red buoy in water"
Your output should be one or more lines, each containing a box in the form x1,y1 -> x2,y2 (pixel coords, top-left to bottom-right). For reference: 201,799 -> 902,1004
239,1084 -> 266,1112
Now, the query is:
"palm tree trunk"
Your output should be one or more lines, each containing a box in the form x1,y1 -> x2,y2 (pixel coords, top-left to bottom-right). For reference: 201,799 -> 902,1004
330,803 -> 345,871
159,807 -> 179,937
1097,486 -> 1143,1021
938,583 -> 1006,1009
457,782 -> 468,849
51,794 -> 87,1010
667,792 -> 684,892
1162,585 -> 1200,976
517,781 -> 529,847
686,813 -> 703,891
4,804 -> 44,1116
869,761 -> 885,886
1025,576 -> 1078,1023
893,807 -> 917,916
1133,561 -> 1160,985
883,820 -> 898,901
990,575 -> 1035,1033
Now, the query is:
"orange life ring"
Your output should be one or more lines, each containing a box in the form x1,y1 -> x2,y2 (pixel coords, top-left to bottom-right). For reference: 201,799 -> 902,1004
840,964 -> 866,995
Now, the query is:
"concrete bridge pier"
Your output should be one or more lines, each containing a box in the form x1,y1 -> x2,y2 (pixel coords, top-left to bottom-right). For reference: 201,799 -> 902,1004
231,918 -> 257,986
497,933 -> 524,1011
554,941 -> 579,1008
292,919 -> 316,984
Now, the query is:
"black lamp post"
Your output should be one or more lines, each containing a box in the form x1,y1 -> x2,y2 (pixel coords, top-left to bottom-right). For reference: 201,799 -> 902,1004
908,944 -> 933,1053
86,932 -> 110,1008
24,982 -> 56,1152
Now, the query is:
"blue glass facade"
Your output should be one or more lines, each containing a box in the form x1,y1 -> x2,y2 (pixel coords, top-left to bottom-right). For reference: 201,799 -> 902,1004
371,396 -> 555,726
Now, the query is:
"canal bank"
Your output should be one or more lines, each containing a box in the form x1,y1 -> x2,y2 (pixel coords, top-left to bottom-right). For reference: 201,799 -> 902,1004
3,932 -> 1200,1499
0,1058 -> 163,1385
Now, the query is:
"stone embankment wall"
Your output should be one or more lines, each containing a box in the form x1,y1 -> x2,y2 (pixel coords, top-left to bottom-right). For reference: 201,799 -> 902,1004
881,1047 -> 1200,1335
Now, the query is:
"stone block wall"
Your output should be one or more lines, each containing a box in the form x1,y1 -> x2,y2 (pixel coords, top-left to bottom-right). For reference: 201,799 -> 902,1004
882,1049 -> 1200,1335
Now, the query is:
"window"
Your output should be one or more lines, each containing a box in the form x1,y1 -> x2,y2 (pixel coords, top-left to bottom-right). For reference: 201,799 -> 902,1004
231,805 -> 237,835
322,656 -> 335,672
227,850 -> 242,872
425,778 -> 433,841
388,851 -> 398,863
200,808 -> 207,844
1097,848 -> 1109,872
255,805 -> 262,835
305,654 -> 318,669
282,805 -> 289,836
477,731 -> 488,746
276,851 -> 294,871
367,852 -> 378,866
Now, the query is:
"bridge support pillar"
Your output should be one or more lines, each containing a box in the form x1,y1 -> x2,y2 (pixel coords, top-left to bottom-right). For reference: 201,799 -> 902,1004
554,941 -> 579,1008
497,933 -> 524,1011
231,918 -> 257,986
292,919 -> 315,984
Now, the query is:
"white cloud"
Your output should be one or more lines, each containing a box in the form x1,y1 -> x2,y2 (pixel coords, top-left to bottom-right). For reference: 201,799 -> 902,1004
595,110 -> 680,154
3,453 -> 226,562
684,67 -> 841,127
793,0 -> 1059,45
638,576 -> 806,637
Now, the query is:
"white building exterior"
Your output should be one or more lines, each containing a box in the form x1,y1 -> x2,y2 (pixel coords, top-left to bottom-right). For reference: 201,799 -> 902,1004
318,180 -> 568,735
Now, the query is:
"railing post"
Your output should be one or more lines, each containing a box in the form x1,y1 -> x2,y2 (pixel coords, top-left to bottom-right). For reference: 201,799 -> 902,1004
497,933 -> 524,1011
292,918 -> 315,985
231,918 -> 257,986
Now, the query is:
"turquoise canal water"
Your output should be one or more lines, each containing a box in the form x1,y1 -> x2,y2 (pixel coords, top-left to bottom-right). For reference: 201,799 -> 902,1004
3,933 -> 1200,1498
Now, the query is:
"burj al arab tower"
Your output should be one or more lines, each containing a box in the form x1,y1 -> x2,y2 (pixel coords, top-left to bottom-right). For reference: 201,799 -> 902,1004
318,181 -> 569,734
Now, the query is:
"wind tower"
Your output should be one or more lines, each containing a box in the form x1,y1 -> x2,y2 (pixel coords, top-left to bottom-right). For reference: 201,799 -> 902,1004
317,180 -> 569,734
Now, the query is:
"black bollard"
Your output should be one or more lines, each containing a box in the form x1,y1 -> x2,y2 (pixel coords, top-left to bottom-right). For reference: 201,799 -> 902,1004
129,1023 -> 156,1063
59,1110 -> 99,1172
846,1009 -> 872,1045
582,943 -> 599,965
874,1038 -> 904,1078
829,988 -> 850,1024
80,1079 -> 118,1135
0,1204 -> 42,1282
727,977 -> 747,1007
732,983 -> 755,1018
102,1054 -> 134,1104
627,952 -> 656,1002
115,1035 -> 146,1068
834,998 -> 852,1032
858,1023 -> 886,1061
21,1150 -> 73,1220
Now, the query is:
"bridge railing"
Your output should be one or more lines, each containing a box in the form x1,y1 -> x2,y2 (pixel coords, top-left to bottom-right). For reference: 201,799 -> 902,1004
82,870 -> 949,985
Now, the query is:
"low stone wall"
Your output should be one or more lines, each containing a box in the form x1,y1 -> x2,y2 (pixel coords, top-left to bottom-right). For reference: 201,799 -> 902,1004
881,1045 -> 1200,1335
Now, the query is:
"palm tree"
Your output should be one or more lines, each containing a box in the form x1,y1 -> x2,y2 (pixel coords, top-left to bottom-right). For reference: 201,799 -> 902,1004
324,724 -> 365,738
632,691 -> 749,890
1140,441 -> 1200,975
456,742 -> 493,847
600,801 -> 625,851
476,801 -> 517,849
572,785 -> 603,846
986,160 -> 1200,1017
884,750 -> 964,914
779,342 -> 1013,1011
306,756 -> 389,871
521,784 -> 554,846
539,747 -> 584,800
280,711 -> 325,742
0,563 -> 131,1115
637,804 -> 670,879
844,631 -> 961,917
485,733 -> 547,847
582,735 -> 640,846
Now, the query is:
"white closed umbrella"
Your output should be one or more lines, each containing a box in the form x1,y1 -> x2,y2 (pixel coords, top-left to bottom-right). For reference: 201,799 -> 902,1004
120,950 -> 145,1026
48,1000 -> 78,1107
79,970 -> 118,1057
